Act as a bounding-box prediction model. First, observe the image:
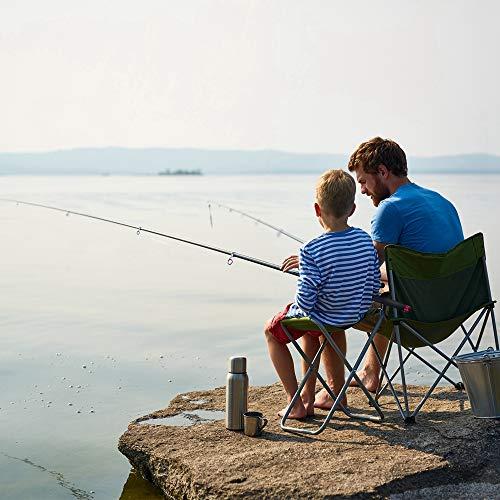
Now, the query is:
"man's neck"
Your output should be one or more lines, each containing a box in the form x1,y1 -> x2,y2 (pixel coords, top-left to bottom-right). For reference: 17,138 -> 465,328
387,176 -> 410,196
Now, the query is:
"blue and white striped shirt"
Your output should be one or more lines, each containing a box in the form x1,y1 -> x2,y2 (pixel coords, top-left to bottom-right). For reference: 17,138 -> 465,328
287,227 -> 381,327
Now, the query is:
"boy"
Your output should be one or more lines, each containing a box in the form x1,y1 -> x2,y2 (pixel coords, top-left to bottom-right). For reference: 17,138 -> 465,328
264,169 -> 381,419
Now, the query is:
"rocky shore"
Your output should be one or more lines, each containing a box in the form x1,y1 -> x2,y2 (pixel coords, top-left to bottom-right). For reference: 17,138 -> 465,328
118,384 -> 499,499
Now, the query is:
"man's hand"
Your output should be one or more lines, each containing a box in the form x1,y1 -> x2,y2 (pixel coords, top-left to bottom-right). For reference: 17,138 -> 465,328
281,255 -> 299,272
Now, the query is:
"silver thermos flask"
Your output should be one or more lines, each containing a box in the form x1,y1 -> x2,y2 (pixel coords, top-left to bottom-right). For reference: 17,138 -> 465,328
226,356 -> 248,430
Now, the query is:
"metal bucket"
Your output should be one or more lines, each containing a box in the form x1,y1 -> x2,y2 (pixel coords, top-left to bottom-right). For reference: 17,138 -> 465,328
454,347 -> 500,419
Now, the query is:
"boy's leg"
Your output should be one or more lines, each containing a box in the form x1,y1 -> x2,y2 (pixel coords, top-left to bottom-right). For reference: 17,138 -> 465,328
314,330 -> 347,409
264,327 -> 307,419
300,334 -> 321,416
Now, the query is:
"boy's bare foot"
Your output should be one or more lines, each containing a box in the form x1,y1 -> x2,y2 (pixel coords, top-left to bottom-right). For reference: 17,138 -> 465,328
313,389 -> 347,410
348,369 -> 380,393
278,399 -> 308,420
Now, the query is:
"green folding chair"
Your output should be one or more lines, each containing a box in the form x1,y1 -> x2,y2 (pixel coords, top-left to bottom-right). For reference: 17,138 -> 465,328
279,296 -> 406,435
375,232 -> 499,423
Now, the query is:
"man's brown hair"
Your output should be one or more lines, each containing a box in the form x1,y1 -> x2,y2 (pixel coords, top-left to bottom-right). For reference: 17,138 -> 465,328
316,169 -> 355,218
348,137 -> 407,177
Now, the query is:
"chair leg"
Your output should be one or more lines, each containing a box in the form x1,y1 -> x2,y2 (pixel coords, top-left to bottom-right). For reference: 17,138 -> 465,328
394,325 -> 412,422
280,336 -> 328,426
474,309 -> 491,352
491,308 -> 500,350
461,324 -> 476,351
381,343 -> 462,393
395,309 -> 489,420
375,333 -> 394,400
280,315 -> 385,435
411,328 -> 478,418
283,329 -> 349,415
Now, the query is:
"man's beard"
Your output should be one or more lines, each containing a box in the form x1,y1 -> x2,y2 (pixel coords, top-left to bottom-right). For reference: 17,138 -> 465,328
369,178 -> 391,207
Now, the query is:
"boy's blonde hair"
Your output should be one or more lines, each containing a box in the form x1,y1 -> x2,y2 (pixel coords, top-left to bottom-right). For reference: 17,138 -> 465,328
316,169 -> 356,218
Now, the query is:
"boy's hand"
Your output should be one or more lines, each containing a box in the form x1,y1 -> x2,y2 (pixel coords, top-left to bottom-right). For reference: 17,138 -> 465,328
281,255 -> 299,272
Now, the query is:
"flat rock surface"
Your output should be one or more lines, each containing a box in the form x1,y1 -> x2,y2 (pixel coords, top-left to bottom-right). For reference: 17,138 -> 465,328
118,384 -> 500,499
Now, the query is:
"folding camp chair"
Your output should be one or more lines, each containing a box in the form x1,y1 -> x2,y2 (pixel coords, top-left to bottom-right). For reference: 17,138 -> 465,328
375,232 -> 499,423
279,296 -> 407,435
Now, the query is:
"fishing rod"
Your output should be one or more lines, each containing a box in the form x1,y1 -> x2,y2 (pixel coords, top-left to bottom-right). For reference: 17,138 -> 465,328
207,201 -> 305,244
0,198 -> 410,311
0,198 -> 299,277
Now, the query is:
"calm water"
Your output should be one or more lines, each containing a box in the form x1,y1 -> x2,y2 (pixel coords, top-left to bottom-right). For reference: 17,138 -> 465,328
1,174 -> 498,499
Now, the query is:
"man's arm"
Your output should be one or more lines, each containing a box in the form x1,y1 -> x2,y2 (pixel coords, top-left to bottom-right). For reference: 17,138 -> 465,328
373,240 -> 388,283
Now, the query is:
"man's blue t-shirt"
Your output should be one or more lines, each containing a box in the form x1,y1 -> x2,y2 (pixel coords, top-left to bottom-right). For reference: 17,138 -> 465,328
371,183 -> 464,253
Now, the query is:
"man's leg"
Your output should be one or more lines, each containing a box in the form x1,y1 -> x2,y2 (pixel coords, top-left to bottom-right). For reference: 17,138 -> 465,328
265,328 -> 307,419
313,331 -> 348,409
300,334 -> 320,416
349,333 -> 389,392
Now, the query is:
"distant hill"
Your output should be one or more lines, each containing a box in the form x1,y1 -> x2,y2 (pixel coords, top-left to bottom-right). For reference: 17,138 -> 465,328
0,148 -> 499,175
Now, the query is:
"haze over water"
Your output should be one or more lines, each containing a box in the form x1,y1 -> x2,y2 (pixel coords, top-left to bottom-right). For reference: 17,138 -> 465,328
0,173 -> 498,499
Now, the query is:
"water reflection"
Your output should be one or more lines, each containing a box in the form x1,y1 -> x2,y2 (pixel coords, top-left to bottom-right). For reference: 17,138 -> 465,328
119,469 -> 164,500
138,409 -> 225,427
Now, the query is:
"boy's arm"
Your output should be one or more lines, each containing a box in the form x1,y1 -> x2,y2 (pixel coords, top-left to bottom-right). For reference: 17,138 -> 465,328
294,248 -> 322,314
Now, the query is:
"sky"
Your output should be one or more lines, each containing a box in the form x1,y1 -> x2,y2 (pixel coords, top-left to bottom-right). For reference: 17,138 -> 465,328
1,1 -> 499,156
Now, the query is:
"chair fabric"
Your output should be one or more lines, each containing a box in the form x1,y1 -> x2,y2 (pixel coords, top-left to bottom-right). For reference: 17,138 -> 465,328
379,232 -> 498,421
281,306 -> 393,337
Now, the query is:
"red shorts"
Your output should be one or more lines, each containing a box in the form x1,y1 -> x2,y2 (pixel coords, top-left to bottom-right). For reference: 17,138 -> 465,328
265,303 -> 323,345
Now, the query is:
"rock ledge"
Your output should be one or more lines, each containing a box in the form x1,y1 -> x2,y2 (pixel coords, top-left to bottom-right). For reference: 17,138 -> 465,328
118,384 -> 499,499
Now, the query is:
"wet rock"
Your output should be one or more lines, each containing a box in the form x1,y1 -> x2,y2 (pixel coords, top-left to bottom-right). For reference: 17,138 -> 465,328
118,384 -> 500,499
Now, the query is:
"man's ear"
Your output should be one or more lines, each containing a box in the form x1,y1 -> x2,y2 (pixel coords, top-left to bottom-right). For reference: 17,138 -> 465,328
378,164 -> 390,178
314,202 -> 322,217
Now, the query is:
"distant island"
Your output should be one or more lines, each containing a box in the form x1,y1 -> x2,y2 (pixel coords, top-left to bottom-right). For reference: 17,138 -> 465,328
158,168 -> 202,176
0,147 -> 499,175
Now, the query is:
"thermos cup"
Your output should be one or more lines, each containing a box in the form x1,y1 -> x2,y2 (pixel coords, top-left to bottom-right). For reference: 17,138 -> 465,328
226,356 -> 249,430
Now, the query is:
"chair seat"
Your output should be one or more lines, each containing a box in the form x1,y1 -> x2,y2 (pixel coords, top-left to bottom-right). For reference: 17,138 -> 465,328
281,307 -> 393,337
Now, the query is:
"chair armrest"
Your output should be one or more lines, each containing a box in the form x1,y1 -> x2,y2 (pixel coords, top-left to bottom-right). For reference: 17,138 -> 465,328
373,295 -> 412,313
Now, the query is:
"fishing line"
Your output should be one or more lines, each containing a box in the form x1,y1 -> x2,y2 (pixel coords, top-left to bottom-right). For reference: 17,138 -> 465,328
208,201 -> 305,244
208,202 -> 214,229
0,198 -> 299,277
0,198 -> 410,311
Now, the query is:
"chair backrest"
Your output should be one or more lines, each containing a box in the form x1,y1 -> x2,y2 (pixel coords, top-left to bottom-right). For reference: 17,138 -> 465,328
385,233 -> 492,325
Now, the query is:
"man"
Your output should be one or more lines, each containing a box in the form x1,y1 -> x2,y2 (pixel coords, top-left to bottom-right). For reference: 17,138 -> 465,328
284,137 -> 464,405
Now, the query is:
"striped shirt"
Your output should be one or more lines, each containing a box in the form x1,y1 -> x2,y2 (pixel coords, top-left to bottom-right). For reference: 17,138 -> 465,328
287,227 -> 381,327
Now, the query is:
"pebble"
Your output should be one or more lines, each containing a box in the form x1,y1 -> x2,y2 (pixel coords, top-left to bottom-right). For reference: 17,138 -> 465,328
68,403 -> 73,406
89,410 -> 95,414
77,410 -> 81,414
168,379 -> 172,383
82,365 -> 87,369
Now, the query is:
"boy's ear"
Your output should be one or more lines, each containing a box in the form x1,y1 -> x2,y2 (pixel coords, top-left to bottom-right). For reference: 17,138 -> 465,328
349,203 -> 356,216
314,202 -> 322,217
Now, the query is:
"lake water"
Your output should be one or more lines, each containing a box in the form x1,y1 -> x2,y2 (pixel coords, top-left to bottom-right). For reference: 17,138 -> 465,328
0,174 -> 498,499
